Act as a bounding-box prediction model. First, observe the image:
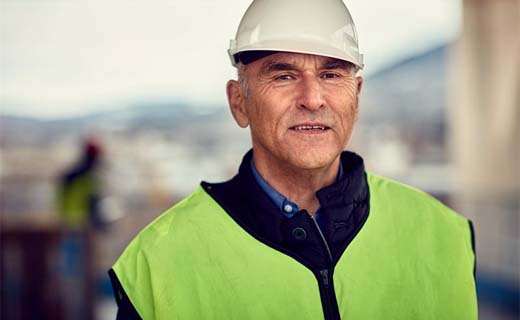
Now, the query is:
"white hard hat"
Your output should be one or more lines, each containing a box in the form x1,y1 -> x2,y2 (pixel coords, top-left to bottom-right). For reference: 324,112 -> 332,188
228,0 -> 364,69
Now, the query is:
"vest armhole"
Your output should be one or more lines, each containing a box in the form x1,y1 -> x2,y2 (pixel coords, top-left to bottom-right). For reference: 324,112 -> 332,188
108,269 -> 143,320
468,220 -> 476,278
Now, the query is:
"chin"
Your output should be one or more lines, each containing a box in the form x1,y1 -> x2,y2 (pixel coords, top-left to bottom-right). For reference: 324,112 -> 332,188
286,148 -> 340,170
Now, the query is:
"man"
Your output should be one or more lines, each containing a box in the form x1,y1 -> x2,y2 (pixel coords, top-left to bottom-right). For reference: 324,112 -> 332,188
57,138 -> 105,229
109,0 -> 477,319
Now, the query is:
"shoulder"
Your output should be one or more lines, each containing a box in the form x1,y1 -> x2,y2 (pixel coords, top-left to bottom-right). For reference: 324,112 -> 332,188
365,172 -> 475,265
136,187 -> 216,245
123,186 -> 216,253
366,172 -> 469,229
112,186 -> 222,297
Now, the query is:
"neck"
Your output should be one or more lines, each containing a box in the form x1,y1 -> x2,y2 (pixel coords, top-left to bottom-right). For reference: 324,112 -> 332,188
252,152 -> 340,215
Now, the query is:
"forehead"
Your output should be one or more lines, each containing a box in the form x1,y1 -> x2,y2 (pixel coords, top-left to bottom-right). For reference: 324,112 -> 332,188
250,52 -> 351,72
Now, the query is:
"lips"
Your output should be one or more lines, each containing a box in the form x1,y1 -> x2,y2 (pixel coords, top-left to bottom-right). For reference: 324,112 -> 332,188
290,124 -> 330,131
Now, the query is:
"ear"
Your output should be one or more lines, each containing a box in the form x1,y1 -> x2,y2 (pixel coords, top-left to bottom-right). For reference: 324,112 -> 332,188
226,80 -> 249,128
355,76 -> 363,95
353,76 -> 363,120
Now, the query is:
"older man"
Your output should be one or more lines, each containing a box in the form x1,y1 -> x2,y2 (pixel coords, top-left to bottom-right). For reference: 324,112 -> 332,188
109,0 -> 477,319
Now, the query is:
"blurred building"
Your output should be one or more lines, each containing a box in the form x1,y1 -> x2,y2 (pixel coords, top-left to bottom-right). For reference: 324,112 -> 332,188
450,0 -> 519,316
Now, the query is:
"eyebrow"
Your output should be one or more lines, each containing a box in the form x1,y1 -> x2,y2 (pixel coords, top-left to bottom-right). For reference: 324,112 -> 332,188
260,61 -> 299,75
259,58 -> 354,75
321,59 -> 354,71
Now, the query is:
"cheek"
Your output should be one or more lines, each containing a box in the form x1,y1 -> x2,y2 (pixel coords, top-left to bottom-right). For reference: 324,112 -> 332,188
342,83 -> 360,103
251,94 -> 286,125
246,99 -> 280,137
334,89 -> 359,132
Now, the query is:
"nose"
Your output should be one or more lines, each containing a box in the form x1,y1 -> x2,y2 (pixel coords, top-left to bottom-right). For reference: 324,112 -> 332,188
296,75 -> 325,111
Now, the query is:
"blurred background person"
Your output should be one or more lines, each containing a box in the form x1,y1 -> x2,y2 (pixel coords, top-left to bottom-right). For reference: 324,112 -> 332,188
56,137 -> 107,320
57,137 -> 105,229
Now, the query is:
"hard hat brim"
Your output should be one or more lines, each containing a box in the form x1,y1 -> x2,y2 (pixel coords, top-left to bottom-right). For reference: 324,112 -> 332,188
229,38 -> 363,69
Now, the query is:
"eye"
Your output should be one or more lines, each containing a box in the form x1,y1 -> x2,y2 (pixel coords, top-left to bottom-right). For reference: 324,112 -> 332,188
275,74 -> 295,81
321,72 -> 340,79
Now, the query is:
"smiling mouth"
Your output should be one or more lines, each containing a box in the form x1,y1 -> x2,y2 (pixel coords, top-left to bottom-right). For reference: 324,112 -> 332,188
290,125 -> 330,131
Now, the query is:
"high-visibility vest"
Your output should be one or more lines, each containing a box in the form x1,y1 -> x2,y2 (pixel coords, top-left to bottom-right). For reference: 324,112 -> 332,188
112,173 -> 477,319
57,172 -> 95,228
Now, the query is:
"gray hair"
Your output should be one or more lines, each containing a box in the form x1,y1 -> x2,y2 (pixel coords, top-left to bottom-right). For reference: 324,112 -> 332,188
237,63 -> 249,98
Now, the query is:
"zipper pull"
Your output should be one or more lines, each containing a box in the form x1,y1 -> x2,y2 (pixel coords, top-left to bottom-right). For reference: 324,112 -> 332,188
320,269 -> 329,287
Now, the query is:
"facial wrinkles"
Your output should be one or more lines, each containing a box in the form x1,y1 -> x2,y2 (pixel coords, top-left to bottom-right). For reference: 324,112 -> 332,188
245,54 -> 359,134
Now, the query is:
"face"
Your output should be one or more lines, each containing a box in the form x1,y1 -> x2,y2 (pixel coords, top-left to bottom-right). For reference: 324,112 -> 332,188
227,52 -> 363,172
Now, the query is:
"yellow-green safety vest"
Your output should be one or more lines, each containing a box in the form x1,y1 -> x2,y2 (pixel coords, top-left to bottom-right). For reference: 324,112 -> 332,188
57,172 -> 95,228
113,172 -> 477,319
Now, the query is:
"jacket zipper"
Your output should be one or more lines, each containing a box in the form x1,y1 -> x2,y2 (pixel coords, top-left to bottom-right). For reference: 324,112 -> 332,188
310,215 -> 333,263
320,269 -> 334,320
310,215 -> 341,320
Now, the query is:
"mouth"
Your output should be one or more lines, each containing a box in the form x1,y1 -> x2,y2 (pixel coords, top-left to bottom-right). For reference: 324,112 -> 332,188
289,124 -> 331,132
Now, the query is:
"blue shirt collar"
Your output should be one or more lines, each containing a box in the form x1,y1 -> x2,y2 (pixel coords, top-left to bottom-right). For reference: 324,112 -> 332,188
250,158 -> 344,219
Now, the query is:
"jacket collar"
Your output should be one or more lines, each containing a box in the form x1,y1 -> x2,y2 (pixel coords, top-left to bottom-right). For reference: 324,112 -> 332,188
202,149 -> 369,269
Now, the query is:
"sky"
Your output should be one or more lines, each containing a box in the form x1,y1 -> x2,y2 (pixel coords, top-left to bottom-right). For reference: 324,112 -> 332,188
0,0 -> 461,119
